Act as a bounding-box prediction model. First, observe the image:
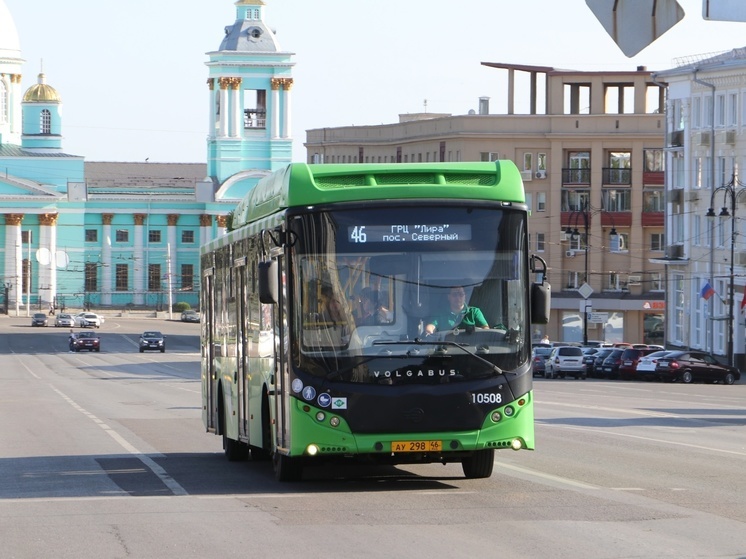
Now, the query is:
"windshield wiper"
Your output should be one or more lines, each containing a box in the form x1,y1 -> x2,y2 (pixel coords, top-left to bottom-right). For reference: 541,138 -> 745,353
372,339 -> 506,376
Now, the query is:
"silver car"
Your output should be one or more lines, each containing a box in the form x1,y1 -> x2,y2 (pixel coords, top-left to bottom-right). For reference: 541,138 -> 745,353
55,313 -> 74,327
545,346 -> 587,379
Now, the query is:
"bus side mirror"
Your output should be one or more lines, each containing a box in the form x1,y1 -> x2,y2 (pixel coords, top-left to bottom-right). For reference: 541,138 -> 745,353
531,281 -> 551,324
258,260 -> 278,304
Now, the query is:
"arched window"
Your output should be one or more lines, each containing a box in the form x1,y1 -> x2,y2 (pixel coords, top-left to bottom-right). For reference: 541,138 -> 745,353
40,109 -> 52,134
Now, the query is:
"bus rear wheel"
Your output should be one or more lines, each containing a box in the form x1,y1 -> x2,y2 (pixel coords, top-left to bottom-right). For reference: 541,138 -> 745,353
273,452 -> 303,482
462,449 -> 495,479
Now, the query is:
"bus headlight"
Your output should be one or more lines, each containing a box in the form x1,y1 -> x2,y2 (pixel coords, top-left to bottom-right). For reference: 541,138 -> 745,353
511,438 -> 523,450
490,411 -> 501,423
330,416 -> 341,427
306,444 -> 320,456
315,412 -> 325,422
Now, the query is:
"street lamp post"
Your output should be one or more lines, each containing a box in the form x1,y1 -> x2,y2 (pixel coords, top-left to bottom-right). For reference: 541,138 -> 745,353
705,174 -> 742,368
566,200 -> 619,346
4,282 -> 11,315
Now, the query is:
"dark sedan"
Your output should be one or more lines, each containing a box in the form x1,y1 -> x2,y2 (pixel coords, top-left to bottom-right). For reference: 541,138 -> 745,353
532,346 -> 552,377
590,348 -> 615,378
653,351 -> 740,384
600,349 -> 625,380
139,331 -> 166,353
69,331 -> 100,352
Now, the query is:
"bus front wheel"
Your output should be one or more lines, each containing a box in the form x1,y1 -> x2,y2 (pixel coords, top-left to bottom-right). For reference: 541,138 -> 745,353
273,452 -> 303,482
462,449 -> 495,479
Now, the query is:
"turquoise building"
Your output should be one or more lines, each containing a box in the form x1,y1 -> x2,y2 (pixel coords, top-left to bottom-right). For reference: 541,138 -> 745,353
0,0 -> 294,313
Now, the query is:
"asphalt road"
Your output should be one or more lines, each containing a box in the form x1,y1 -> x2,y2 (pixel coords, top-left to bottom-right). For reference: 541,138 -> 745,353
0,315 -> 744,559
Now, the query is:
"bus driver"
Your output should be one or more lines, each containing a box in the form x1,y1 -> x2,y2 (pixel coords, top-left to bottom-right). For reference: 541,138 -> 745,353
424,286 -> 488,335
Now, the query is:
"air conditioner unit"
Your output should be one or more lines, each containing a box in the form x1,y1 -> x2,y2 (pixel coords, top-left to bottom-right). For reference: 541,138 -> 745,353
737,251 -> 746,267
535,170 -> 547,179
666,245 -> 684,259
565,250 -> 575,258
669,189 -> 683,204
668,130 -> 684,147
628,275 -> 642,286
726,130 -> 737,145
560,231 -> 569,242
520,170 -> 533,182
686,191 -> 699,202
698,131 -> 711,146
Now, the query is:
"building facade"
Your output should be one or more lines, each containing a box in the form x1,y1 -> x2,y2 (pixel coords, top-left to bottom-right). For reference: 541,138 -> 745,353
305,63 -> 668,345
653,48 -> 746,369
0,0 -> 293,314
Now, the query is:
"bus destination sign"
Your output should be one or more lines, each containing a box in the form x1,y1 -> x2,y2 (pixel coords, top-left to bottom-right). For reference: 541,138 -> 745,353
348,224 -> 472,243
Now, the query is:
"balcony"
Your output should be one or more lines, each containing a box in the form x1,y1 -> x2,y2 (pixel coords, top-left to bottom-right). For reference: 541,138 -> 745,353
601,211 -> 631,227
602,168 -> 632,186
561,168 -> 590,186
641,211 -> 664,226
643,170 -> 664,186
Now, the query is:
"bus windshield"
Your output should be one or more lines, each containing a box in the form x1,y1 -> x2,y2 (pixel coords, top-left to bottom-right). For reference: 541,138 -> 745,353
289,204 -> 530,383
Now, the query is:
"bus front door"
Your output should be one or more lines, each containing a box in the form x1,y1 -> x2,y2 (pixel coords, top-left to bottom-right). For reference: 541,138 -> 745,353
272,255 -> 290,454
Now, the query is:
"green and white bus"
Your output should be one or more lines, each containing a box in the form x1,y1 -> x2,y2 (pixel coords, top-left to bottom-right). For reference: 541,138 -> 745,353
200,162 -> 550,481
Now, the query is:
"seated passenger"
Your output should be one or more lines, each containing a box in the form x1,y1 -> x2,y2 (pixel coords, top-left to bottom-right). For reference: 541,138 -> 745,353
424,286 -> 488,334
355,287 -> 388,326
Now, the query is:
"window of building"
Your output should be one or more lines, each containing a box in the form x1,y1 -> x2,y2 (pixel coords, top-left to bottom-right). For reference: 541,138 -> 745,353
601,189 -> 631,211
116,264 -> 128,291
643,190 -> 663,212
606,152 -> 631,185
562,189 -> 589,212
523,153 -> 533,171
115,229 -> 129,243
40,109 -> 51,134
729,92 -> 738,126
480,152 -> 498,162
536,192 -> 546,212
716,93 -> 726,127
537,233 -> 545,252
650,272 -> 663,291
525,193 -> 533,213
182,230 -> 195,244
694,215 -> 701,247
564,84 -> 590,115
566,272 -> 581,290
21,230 -> 32,244
181,264 -> 194,291
148,264 -> 161,291
692,96 -> 701,128
644,149 -> 664,172
651,233 -> 665,251
85,263 -> 98,292
148,230 -> 161,243
704,96 -> 713,127
85,229 -> 98,242
569,232 -> 588,252
537,153 -> 547,171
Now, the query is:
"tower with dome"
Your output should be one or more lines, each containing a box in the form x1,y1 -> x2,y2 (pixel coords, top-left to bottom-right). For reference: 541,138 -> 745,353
0,0 -> 294,314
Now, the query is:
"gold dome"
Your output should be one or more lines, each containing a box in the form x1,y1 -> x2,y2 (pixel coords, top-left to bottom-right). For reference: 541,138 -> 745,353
23,73 -> 61,103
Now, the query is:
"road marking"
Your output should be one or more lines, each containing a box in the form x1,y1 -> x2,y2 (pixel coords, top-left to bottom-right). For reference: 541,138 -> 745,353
50,386 -> 188,496
492,461 -> 598,489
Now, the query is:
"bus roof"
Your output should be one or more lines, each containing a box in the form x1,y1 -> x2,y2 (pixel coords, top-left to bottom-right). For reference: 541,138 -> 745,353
231,161 -> 525,230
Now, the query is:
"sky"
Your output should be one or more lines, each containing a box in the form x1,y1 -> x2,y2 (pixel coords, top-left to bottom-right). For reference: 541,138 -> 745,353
5,0 -> 746,164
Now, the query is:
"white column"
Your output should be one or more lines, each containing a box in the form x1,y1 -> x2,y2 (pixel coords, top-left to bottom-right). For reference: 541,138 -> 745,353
39,215 -> 58,305
208,80 -> 217,138
133,215 -> 145,305
271,79 -> 280,139
232,81 -> 242,138
282,80 -> 293,139
3,215 -> 22,314
219,84 -> 228,137
102,218 -> 113,306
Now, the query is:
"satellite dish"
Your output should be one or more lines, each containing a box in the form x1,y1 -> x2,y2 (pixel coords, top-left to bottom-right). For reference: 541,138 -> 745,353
36,248 -> 51,265
55,251 -> 70,269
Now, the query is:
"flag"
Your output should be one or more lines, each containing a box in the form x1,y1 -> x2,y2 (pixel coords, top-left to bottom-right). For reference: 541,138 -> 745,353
700,282 -> 715,301
741,284 -> 746,313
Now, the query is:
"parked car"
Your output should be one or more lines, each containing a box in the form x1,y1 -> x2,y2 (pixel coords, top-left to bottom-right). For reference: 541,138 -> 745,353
635,350 -> 673,381
545,346 -> 586,379
590,348 -> 615,378
653,351 -> 741,384
600,349 -> 625,379
55,313 -> 74,327
581,347 -> 600,373
31,313 -> 48,327
531,346 -> 552,377
69,331 -> 101,352
139,331 -> 166,353
180,310 -> 200,323
618,347 -> 658,380
74,312 -> 103,328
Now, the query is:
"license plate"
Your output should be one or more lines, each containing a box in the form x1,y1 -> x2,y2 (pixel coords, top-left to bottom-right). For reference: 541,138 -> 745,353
604,367 -> 611,372
623,361 -> 633,366
391,440 -> 442,452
